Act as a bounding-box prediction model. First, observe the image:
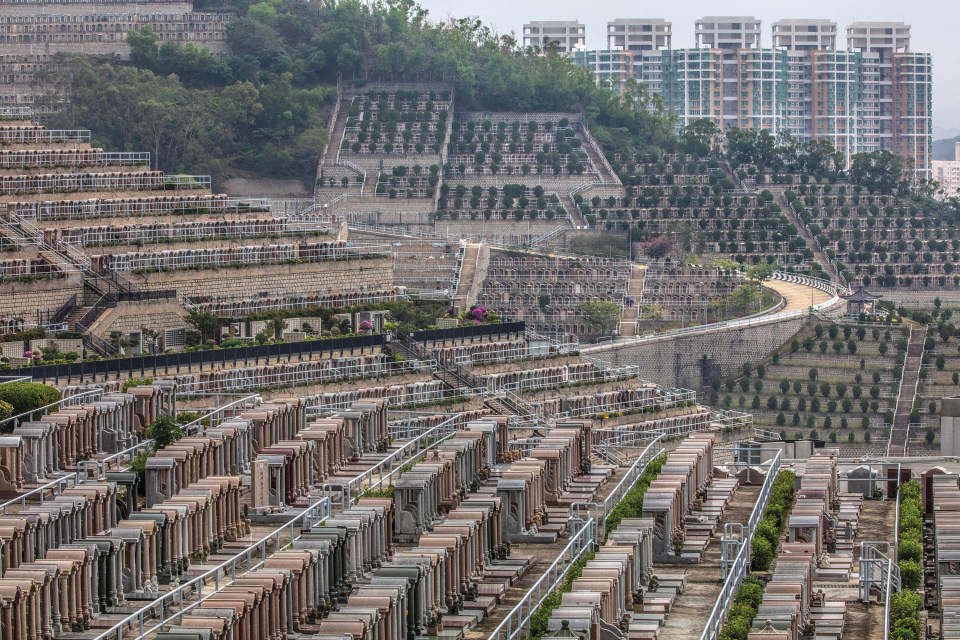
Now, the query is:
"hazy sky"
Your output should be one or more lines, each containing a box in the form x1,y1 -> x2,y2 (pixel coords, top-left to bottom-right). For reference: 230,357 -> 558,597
416,0 -> 960,133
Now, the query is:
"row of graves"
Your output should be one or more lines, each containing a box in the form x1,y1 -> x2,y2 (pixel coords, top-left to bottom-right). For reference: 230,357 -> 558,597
930,473 -> 960,638
541,434 -> 739,639
640,435 -> 739,564
752,452 -> 858,640
156,410 -> 630,638
0,381 -> 182,639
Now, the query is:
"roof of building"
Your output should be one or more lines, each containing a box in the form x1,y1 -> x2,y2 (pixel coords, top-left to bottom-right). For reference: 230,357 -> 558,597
845,286 -> 882,302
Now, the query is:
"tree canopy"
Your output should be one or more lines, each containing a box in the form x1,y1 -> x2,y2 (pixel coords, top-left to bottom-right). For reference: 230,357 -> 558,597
42,0 -> 676,185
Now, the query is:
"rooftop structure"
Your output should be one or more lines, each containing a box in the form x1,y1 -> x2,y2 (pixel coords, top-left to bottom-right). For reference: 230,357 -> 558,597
607,18 -> 672,52
522,20 -> 586,53
695,16 -> 762,50
772,19 -> 838,51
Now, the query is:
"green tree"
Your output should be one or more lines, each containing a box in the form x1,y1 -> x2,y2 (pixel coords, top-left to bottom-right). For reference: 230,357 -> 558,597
127,26 -> 160,69
185,310 -> 223,343
849,151 -> 906,195
577,301 -> 622,337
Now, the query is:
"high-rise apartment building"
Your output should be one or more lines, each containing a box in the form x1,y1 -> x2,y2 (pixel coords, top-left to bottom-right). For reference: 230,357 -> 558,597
933,142 -> 960,198
566,16 -> 933,180
522,21 -> 586,53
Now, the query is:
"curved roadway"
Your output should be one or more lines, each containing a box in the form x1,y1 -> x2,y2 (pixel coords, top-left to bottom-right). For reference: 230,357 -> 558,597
763,278 -> 833,314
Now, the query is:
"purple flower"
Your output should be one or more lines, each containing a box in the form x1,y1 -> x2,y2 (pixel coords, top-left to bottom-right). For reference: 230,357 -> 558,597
358,320 -> 373,332
471,306 -> 487,320
446,306 -> 456,316
23,351 -> 32,358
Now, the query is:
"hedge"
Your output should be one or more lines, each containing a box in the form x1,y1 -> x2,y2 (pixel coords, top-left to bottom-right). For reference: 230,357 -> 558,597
0,399 -> 12,423
751,470 -> 797,570
890,590 -> 922,640
898,480 -> 923,590
604,453 -> 667,542
529,550 -> 596,639
719,575 -> 767,640
0,382 -> 61,432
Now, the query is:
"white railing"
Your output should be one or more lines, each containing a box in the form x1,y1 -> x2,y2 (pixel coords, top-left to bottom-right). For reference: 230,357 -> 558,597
0,129 -> 90,143
698,451 -> 782,640
333,412 -> 465,510
583,435 -> 665,541
527,224 -> 569,248
486,516 -> 595,640
174,359 -> 417,395
0,434 -> 156,515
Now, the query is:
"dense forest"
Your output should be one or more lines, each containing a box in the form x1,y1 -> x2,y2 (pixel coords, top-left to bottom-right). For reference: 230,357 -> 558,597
43,0 -> 675,187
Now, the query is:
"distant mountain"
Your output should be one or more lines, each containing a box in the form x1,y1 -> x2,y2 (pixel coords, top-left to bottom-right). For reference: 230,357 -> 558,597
934,125 -> 960,140
935,137 -> 960,161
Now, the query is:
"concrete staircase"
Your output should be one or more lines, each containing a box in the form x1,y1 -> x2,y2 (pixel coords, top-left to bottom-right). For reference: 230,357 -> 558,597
888,326 -> 926,456
774,190 -> 840,282
453,243 -> 483,310
619,264 -> 646,337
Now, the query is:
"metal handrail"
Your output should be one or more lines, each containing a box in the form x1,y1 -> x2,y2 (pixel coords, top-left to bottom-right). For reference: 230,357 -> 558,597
334,412 -> 465,510
180,394 -> 261,435
0,435 -> 156,514
486,516 -> 595,640
699,451 -> 782,640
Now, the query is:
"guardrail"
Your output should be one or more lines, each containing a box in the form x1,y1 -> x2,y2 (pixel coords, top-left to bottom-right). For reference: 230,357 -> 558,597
699,451 -> 782,640
486,516 -> 595,640
332,412 -> 465,510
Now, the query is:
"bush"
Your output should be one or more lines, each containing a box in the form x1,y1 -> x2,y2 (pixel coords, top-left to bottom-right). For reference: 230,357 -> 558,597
0,382 -> 61,431
898,559 -> 922,590
750,471 -> 796,570
122,376 -> 154,392
0,399 -> 12,423
890,590 -> 922,640
146,414 -> 185,449
897,538 -> 921,563
719,576 -> 766,640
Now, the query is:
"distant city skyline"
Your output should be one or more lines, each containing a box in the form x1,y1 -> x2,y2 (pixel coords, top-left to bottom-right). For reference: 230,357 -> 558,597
416,0 -> 960,131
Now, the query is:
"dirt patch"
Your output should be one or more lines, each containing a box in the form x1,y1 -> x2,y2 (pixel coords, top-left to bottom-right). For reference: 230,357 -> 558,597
223,177 -> 311,197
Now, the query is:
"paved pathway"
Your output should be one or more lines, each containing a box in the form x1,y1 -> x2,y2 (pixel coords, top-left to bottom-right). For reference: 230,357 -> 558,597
764,278 -> 833,314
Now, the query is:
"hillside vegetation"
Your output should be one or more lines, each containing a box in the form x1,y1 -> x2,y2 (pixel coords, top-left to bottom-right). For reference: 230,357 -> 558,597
43,0 -> 674,186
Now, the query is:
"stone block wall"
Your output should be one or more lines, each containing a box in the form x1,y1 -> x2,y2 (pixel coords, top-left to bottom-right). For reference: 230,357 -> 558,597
89,299 -> 189,337
588,316 -> 808,390
0,273 -> 82,320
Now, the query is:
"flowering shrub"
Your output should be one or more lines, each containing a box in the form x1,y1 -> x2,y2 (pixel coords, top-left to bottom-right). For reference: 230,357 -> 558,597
358,320 -> 374,332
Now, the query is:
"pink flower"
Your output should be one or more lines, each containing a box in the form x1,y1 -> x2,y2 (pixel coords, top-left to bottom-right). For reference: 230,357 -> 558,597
358,320 -> 373,332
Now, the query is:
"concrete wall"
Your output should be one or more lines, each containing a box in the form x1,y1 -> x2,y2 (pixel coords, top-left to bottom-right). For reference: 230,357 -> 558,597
588,316 -> 808,390
0,273 -> 83,320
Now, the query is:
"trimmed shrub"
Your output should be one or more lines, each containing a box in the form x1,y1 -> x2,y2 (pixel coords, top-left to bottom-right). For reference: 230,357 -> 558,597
751,471 -> 796,570
0,382 -> 61,432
